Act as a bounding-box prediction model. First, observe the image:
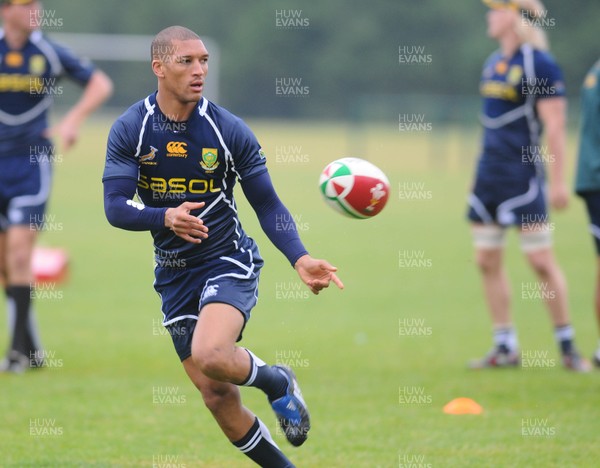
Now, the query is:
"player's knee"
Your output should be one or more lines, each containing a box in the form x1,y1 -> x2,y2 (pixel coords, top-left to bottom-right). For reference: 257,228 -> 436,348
475,250 -> 502,274
199,382 -> 238,414
526,252 -> 554,277
7,249 -> 32,279
192,346 -> 230,379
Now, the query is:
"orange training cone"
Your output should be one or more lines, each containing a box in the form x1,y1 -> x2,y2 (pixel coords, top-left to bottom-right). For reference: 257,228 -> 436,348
443,397 -> 483,415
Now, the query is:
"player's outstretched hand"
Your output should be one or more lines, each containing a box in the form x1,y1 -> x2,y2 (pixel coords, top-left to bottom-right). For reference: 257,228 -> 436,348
294,254 -> 344,295
165,202 -> 209,244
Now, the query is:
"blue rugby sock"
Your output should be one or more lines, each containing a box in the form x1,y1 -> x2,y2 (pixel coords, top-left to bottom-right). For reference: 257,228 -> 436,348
6,287 -> 43,360
7,285 -> 32,357
240,349 -> 288,401
233,417 -> 294,468
493,326 -> 518,353
555,324 -> 574,355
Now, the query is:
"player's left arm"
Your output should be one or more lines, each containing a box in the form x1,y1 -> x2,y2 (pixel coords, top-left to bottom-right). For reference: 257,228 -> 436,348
55,70 -> 113,152
293,254 -> 344,295
241,172 -> 343,294
231,116 -> 342,293
537,96 -> 568,210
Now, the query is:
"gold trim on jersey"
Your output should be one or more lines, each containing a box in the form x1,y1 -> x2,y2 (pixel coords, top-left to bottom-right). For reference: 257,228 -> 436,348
480,80 -> 519,102
0,73 -> 39,92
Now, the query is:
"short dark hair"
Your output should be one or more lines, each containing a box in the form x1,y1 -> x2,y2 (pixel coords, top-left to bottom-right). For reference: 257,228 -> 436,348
151,26 -> 201,61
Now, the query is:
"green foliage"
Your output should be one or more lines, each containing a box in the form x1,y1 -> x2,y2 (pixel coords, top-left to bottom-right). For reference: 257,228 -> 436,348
36,0 -> 600,118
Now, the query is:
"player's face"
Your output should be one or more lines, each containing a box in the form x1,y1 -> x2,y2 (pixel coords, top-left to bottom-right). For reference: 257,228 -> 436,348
154,39 -> 209,106
1,0 -> 42,33
486,8 -> 517,40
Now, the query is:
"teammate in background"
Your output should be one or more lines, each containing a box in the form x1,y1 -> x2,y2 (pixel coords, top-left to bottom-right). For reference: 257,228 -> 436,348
103,26 -> 343,467
0,0 -> 113,373
575,59 -> 600,368
466,0 -> 590,371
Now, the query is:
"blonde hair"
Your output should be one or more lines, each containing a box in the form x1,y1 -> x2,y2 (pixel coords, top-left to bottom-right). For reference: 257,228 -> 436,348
512,0 -> 549,51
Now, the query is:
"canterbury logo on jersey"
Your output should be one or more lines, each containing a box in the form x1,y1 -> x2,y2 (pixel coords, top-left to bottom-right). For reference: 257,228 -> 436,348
166,141 -> 188,157
5,51 -> 24,68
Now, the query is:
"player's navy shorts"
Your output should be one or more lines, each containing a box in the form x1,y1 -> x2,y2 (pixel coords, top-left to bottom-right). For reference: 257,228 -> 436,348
579,191 -> 600,255
468,160 -> 547,227
155,237 -> 263,361
0,154 -> 52,231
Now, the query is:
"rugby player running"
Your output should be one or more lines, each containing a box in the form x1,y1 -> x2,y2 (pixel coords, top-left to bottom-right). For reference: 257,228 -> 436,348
103,26 -> 343,467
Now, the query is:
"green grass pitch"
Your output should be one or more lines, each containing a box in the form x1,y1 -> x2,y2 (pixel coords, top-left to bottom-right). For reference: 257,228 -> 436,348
1,118 -> 599,467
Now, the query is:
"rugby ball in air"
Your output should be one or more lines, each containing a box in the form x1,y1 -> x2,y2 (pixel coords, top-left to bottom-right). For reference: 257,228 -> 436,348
319,157 -> 390,219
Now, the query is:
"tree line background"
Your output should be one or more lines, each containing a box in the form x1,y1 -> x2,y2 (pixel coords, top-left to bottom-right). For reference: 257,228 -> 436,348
41,0 -> 599,121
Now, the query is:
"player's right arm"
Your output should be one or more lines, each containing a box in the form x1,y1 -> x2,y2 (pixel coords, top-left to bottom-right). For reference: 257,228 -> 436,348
103,115 -> 208,241
163,201 -> 208,244
102,116 -> 165,231
104,177 -> 207,240
534,52 -> 568,210
538,97 -> 568,210
103,177 -> 166,231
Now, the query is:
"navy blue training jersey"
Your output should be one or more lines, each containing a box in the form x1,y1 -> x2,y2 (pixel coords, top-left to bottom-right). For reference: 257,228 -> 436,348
0,29 -> 95,156
103,93 -> 268,265
479,43 -> 565,169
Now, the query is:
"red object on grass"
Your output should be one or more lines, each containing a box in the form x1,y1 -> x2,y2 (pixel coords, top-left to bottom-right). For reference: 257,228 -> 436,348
32,247 -> 69,284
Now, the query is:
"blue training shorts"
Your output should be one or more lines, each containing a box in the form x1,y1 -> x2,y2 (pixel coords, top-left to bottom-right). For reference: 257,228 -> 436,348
0,154 -> 52,231
579,191 -> 600,255
155,237 -> 264,361
468,167 -> 547,227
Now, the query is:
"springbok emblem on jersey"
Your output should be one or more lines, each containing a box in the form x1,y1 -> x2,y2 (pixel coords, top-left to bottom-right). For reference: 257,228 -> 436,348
140,146 -> 158,162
